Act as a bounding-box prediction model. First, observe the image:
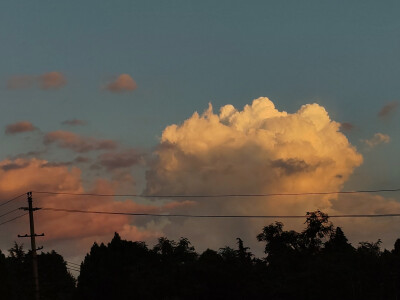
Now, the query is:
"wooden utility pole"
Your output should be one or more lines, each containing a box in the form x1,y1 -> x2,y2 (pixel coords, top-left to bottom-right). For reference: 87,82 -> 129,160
18,191 -> 44,300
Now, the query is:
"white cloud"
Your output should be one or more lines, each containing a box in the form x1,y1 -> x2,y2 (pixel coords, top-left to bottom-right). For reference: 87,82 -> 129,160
145,97 -> 370,252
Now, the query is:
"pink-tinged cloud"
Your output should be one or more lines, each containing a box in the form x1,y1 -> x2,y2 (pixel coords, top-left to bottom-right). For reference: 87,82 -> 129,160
378,101 -> 398,118
39,72 -> 66,89
106,74 -> 137,92
97,149 -> 141,170
61,119 -> 88,126
5,121 -> 37,135
362,133 -> 391,148
43,130 -> 117,153
0,158 -> 192,258
6,72 -> 66,90
6,75 -> 35,89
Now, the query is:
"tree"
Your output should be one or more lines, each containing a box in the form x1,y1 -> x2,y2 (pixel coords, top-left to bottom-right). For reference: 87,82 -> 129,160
324,227 -> 354,253
301,210 -> 333,253
257,221 -> 300,264
236,238 -> 252,264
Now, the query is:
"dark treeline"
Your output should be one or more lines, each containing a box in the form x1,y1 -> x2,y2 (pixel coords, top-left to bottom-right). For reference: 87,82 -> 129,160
1,211 -> 400,299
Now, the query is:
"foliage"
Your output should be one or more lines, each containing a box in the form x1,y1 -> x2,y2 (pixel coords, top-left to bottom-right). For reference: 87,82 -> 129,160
0,244 -> 75,299
1,211 -> 400,299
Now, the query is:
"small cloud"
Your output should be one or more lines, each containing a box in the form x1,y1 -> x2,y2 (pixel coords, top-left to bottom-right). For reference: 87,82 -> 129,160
362,133 -> 391,148
6,72 -> 66,90
74,156 -> 90,163
106,74 -> 137,92
96,149 -> 141,171
7,150 -> 47,160
6,75 -> 35,89
1,162 -> 29,171
40,161 -> 73,168
61,119 -> 88,126
378,102 -> 398,118
5,121 -> 37,135
340,122 -> 354,131
39,72 -> 66,89
44,130 -> 117,153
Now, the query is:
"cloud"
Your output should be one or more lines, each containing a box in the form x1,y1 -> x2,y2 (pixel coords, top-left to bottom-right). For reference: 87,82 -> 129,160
5,121 -> 37,135
96,149 -> 141,171
61,119 -> 88,126
340,122 -> 354,131
38,72 -> 66,89
43,130 -> 117,153
146,98 -> 362,197
6,75 -> 35,89
106,74 -> 137,92
270,158 -> 317,175
145,97 -> 369,252
40,161 -> 74,168
6,72 -> 66,90
39,156 -> 91,168
378,102 -> 398,118
0,158 -> 191,258
74,156 -> 90,163
362,133 -> 391,148
1,161 -> 30,171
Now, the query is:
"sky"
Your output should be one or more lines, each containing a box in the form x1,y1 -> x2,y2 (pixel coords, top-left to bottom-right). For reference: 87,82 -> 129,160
0,0 -> 399,264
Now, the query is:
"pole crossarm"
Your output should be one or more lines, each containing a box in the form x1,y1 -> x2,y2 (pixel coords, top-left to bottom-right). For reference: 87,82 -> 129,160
19,207 -> 41,211
17,233 -> 45,238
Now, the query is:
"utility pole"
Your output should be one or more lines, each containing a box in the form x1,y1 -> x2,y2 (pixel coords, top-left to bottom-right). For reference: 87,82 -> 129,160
18,191 -> 44,300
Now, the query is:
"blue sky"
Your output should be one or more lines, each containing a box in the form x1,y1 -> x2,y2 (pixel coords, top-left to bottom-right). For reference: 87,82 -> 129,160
0,1 -> 399,257
1,0 -> 399,185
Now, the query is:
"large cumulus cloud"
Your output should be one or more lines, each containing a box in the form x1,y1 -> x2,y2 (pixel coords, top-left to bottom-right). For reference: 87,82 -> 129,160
144,97 -> 400,252
146,97 -> 362,198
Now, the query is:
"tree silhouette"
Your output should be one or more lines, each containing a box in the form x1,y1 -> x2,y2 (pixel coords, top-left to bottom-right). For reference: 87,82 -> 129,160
2,210 -> 399,299
301,210 -> 333,253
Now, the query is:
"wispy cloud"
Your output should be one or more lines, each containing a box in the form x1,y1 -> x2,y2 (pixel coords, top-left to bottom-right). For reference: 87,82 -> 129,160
5,121 -> 37,135
362,133 -> 391,148
340,122 -> 354,131
96,149 -> 141,171
105,74 -> 137,92
378,101 -> 398,118
38,72 -> 66,89
44,130 -> 117,153
61,119 -> 88,126
6,71 -> 66,90
6,75 -> 35,89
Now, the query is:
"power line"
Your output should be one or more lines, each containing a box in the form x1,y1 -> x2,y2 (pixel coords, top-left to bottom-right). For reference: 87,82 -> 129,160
41,207 -> 400,219
66,267 -> 80,273
0,193 -> 26,207
0,208 -> 20,219
66,261 -> 80,267
0,213 -> 28,226
32,188 -> 400,198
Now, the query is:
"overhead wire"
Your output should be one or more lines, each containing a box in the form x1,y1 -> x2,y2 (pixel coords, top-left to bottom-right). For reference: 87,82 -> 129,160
0,193 -> 26,207
66,261 -> 81,267
0,208 -> 21,219
67,267 -> 80,273
41,207 -> 400,219
0,213 -> 28,226
32,188 -> 400,198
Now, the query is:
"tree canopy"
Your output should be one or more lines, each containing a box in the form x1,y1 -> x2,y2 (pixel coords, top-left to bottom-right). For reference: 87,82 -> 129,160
1,211 -> 399,299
